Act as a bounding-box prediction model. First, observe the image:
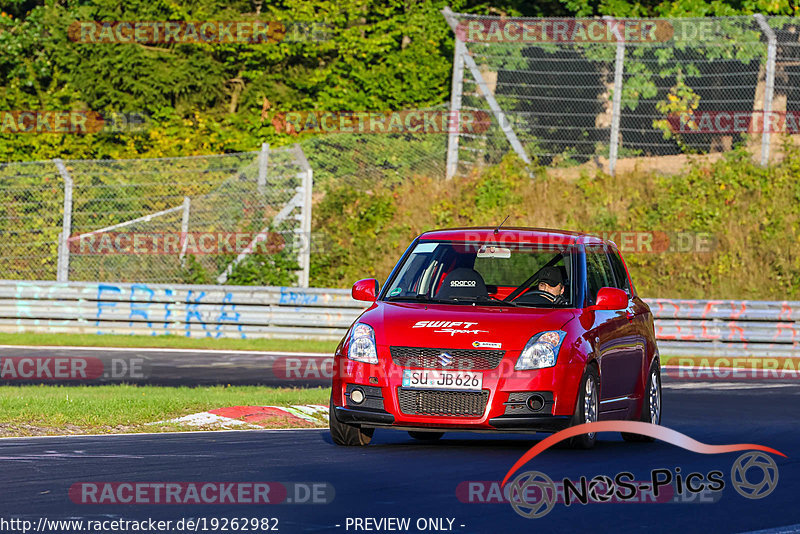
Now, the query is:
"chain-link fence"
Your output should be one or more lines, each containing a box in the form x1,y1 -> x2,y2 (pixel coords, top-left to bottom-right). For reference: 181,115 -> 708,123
0,131 -> 448,284
9,13 -> 797,283
443,10 -> 800,177
0,147 -> 312,285
303,131 -> 447,190
0,160 -> 65,281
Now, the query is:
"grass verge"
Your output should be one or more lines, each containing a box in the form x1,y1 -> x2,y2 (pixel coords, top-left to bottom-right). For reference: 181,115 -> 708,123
0,332 -> 338,353
0,384 -> 331,438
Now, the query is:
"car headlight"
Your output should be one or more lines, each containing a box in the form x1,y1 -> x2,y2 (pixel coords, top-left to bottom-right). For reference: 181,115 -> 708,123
515,331 -> 566,370
347,322 -> 378,364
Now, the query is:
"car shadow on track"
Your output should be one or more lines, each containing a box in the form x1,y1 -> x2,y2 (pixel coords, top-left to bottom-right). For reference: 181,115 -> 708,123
319,429 -> 669,454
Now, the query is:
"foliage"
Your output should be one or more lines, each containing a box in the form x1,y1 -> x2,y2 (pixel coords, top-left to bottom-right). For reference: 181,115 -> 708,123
652,74 -> 701,153
225,250 -> 300,286
2,0 -> 798,298
179,254 -> 212,285
1,1 -> 795,162
0,0 -> 464,161
311,180 -> 402,287
311,148 -> 800,300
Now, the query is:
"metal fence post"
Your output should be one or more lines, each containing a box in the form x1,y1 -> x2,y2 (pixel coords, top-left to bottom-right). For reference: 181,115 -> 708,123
54,159 -> 73,282
179,196 -> 191,266
441,7 -> 531,167
754,14 -> 776,167
257,143 -> 269,194
294,144 -> 313,288
446,39 -> 466,180
606,16 -> 626,176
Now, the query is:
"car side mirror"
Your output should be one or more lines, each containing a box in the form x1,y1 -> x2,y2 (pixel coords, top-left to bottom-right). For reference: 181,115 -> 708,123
352,278 -> 379,302
591,287 -> 628,310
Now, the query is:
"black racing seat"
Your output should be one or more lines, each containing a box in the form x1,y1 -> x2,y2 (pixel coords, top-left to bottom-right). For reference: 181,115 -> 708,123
435,268 -> 489,300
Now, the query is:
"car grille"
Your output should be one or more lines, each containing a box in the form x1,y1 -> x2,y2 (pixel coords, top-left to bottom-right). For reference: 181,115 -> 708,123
390,346 -> 504,370
397,388 -> 489,417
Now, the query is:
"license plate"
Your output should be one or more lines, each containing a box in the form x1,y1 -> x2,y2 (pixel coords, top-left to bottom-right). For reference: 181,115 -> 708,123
402,369 -> 482,391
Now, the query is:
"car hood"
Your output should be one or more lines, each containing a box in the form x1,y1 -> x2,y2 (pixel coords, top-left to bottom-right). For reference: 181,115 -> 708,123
360,302 -> 577,351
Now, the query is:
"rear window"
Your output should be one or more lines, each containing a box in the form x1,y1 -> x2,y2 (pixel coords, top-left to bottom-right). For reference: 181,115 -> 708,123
585,246 -> 614,305
608,249 -> 632,295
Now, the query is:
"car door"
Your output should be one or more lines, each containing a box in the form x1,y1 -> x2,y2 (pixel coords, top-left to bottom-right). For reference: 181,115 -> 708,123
607,246 -> 650,401
584,246 -> 640,416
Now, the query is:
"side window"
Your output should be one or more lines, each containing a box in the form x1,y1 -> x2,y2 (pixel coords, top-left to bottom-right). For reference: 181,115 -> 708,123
608,249 -> 632,295
585,247 -> 614,305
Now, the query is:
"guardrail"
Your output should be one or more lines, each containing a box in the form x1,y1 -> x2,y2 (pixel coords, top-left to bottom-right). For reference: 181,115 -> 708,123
649,299 -> 799,358
0,281 -> 361,340
0,281 -> 797,358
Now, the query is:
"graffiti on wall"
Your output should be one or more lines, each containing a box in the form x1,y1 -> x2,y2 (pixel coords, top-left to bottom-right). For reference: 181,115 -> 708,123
7,282 -> 354,339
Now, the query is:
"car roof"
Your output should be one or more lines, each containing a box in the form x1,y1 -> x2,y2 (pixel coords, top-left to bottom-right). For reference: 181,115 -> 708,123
418,227 -> 610,247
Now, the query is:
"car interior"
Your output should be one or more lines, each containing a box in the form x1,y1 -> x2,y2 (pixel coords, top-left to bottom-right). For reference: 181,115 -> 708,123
421,245 -> 573,307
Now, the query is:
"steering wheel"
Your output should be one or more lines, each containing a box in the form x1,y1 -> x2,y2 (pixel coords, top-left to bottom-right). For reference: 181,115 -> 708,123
513,289 -> 553,302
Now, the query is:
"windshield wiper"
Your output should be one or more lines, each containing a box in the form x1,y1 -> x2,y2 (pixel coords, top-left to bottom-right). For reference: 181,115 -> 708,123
385,294 -> 519,306
439,295 -> 519,307
385,294 -> 515,306
483,295 -> 519,307
384,295 -> 451,304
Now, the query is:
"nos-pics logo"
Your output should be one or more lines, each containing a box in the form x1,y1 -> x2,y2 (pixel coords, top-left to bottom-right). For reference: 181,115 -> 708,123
501,421 -> 783,519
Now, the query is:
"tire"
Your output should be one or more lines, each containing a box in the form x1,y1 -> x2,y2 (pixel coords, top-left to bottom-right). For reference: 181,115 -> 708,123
622,361 -> 662,443
568,365 -> 600,449
408,431 -> 444,441
329,396 -> 375,446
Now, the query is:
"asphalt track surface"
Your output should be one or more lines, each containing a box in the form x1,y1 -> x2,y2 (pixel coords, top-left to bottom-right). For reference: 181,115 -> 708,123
0,378 -> 798,533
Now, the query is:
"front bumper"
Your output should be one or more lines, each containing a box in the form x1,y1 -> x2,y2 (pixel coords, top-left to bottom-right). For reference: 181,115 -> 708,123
334,406 -> 395,425
332,348 -> 584,433
334,404 -> 571,433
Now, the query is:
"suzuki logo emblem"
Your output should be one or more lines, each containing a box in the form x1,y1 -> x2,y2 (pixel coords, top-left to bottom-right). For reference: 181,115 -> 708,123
438,352 -> 453,366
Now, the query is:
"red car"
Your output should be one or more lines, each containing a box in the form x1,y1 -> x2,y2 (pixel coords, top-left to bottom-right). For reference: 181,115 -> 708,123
329,227 -> 661,448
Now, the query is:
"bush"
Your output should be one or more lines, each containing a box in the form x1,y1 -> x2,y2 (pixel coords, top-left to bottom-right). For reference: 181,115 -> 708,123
310,148 -> 800,300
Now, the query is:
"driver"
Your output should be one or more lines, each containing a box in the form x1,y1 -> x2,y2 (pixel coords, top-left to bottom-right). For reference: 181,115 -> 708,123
535,266 -> 567,305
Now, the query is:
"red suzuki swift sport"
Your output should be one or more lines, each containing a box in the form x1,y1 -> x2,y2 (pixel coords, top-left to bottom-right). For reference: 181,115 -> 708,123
329,228 -> 661,448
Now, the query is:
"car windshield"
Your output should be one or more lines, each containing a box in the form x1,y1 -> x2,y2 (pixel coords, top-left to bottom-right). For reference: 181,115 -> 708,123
382,240 -> 574,307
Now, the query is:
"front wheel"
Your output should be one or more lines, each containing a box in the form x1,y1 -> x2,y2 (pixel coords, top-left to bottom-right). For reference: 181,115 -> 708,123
622,362 -> 661,442
329,396 -> 374,446
568,365 -> 600,449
